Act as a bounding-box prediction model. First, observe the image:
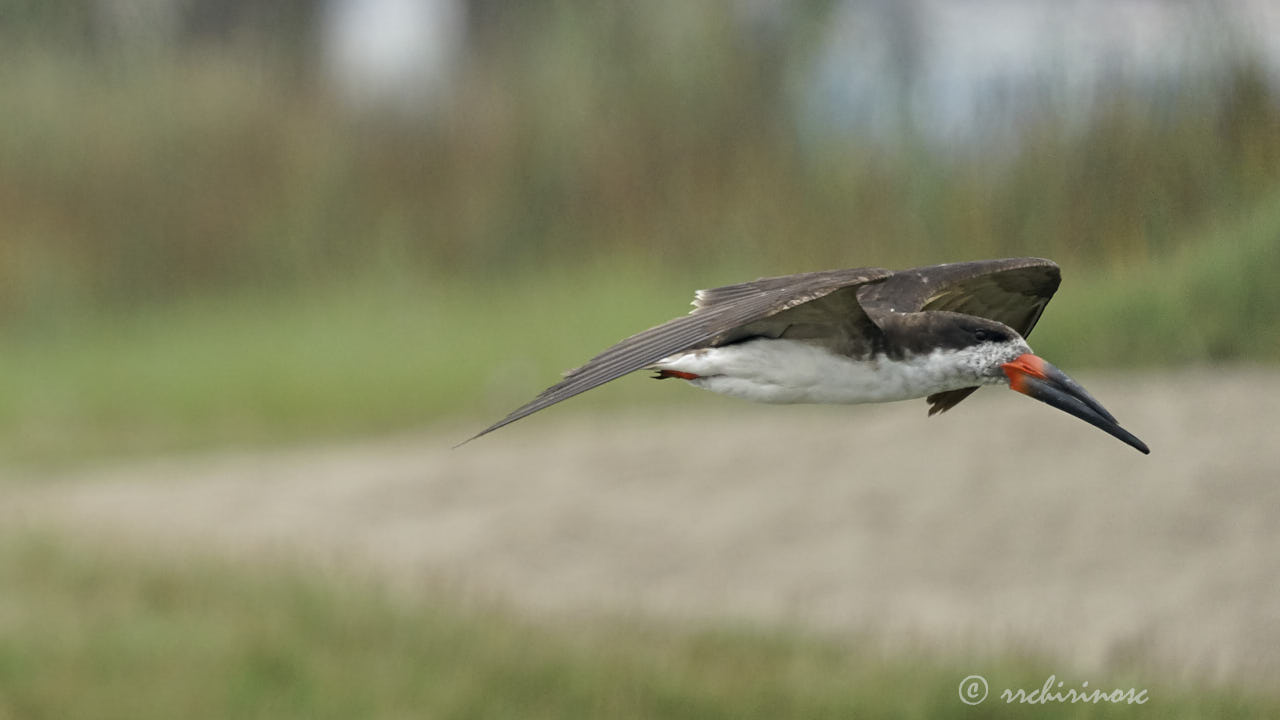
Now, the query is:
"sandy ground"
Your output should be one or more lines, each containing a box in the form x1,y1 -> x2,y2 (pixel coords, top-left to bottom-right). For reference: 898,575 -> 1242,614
3,368 -> 1278,686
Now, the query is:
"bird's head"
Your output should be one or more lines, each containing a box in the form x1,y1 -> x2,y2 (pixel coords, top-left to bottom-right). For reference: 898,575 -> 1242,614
917,313 -> 1150,454
935,316 -> 1034,382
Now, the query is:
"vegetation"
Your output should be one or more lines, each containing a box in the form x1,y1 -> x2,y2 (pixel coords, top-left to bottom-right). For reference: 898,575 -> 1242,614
2,8 -> 1278,465
0,535 -> 1273,719
3,193 -> 1279,466
4,9 -> 1280,306
3,39 -> 1278,463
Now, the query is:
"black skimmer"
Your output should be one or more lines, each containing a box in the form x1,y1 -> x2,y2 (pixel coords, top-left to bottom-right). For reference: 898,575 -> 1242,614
465,258 -> 1149,453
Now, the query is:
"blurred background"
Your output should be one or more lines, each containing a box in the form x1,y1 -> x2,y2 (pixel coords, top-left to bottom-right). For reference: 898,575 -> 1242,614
1,1 -> 1279,717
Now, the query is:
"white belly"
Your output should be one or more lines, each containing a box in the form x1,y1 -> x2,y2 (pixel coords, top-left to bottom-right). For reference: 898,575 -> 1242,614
653,339 -> 977,405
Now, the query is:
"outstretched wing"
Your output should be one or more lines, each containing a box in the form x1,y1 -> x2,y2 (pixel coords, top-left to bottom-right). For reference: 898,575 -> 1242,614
462,267 -> 891,443
855,258 -> 1061,416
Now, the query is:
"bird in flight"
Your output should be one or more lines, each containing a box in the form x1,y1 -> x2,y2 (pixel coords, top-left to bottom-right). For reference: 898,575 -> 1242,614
464,258 -> 1149,453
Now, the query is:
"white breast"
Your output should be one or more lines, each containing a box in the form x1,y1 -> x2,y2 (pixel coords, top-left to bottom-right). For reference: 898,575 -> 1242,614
653,339 -> 986,405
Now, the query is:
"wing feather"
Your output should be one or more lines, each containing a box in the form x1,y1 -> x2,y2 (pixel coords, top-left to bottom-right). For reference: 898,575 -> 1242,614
856,257 -> 1060,334
462,267 -> 890,443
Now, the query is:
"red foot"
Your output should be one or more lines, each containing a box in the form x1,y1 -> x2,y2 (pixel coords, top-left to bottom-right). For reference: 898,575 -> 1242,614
653,369 -> 701,380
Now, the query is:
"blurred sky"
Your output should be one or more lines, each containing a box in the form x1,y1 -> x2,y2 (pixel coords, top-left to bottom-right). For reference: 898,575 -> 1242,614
321,0 -> 466,115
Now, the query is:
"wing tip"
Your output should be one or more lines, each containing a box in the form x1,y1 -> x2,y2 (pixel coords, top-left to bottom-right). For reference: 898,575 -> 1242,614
453,426 -> 493,448
456,406 -> 538,447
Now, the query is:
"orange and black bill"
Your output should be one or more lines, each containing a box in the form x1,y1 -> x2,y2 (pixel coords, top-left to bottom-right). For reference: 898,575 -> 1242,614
1002,354 -> 1150,455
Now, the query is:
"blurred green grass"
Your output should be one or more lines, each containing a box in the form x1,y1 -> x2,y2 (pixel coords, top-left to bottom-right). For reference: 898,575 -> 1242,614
1033,190 -> 1280,366
0,261 -> 698,464
3,192 -> 1278,466
1,13 -> 1279,465
0,535 -> 1273,719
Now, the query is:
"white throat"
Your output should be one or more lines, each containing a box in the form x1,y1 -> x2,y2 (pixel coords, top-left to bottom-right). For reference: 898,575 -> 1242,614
654,338 -> 1010,405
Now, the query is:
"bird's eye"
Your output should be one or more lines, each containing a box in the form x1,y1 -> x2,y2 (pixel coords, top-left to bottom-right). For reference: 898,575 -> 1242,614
974,329 -> 989,342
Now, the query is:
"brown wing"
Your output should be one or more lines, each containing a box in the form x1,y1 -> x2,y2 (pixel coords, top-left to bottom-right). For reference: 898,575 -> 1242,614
855,258 -> 1061,416
461,267 -> 892,444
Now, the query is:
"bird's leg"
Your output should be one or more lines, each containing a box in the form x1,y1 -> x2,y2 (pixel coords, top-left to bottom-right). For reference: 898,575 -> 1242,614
652,369 -> 701,380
